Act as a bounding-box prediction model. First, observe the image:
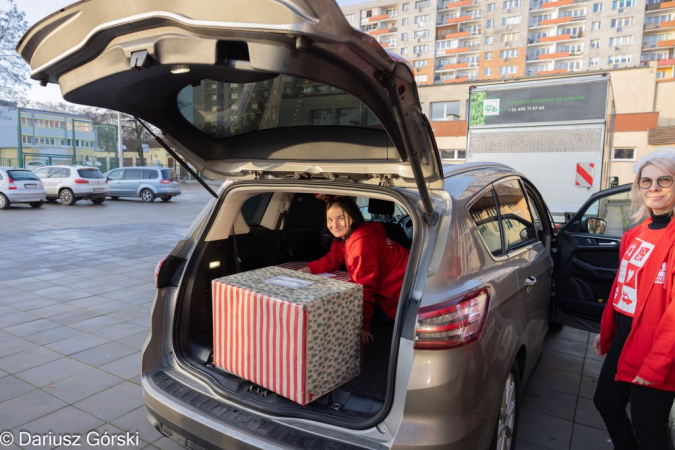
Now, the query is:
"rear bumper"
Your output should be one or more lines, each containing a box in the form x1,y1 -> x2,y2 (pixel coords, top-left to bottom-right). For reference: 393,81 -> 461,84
143,370 -> 378,450
74,190 -> 109,199
5,191 -> 46,203
157,188 -> 181,195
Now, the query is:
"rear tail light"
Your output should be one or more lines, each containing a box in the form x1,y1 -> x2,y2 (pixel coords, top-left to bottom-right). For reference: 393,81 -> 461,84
414,288 -> 490,350
160,179 -> 171,184
74,179 -> 89,184
105,179 -> 108,184
7,177 -> 16,190
155,256 -> 166,288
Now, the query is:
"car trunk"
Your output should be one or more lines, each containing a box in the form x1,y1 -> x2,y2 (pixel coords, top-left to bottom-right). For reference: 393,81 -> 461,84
173,182 -> 416,427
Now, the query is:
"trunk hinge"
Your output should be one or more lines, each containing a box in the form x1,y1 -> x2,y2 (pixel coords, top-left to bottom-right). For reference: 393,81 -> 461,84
379,174 -> 391,187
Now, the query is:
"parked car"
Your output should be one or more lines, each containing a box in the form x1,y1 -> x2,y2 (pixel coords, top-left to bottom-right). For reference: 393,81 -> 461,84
103,166 -> 181,202
20,2 -> 629,449
0,167 -> 46,209
32,165 -> 109,205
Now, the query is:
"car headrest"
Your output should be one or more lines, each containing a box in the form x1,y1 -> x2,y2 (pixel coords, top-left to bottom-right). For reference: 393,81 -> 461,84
368,198 -> 395,216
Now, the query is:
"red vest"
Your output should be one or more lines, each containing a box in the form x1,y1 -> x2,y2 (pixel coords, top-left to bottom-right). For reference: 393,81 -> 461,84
600,217 -> 675,389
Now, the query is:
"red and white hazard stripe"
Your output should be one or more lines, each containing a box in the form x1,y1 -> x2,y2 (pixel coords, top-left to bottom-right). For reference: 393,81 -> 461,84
575,163 -> 595,187
213,280 -> 309,404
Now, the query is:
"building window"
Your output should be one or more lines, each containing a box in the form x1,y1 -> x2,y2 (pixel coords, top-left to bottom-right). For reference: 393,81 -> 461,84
503,0 -> 521,8
613,148 -> 635,161
440,150 -> 467,160
400,47 -> 407,54
591,21 -> 601,31
485,51 -> 493,60
412,59 -> 428,68
590,39 -> 600,48
487,3 -> 495,11
366,10 -> 372,17
401,32 -> 408,41
484,68 -> 492,76
430,101 -> 460,121
485,35 -> 494,44
608,54 -> 632,64
589,57 -> 599,66
499,65 -> 518,75
414,30 -> 429,39
612,0 -> 635,9
21,135 -> 31,144
592,2 -> 602,12
414,74 -> 428,83
610,36 -> 633,47
344,13 -> 354,21
487,19 -> 494,28
502,16 -> 521,26
413,44 -> 429,53
414,14 -> 429,24
611,17 -> 634,28
500,49 -> 519,58
402,18 -> 409,26
402,3 -> 409,11
415,0 -> 430,8
657,71 -> 667,80
501,32 -> 519,42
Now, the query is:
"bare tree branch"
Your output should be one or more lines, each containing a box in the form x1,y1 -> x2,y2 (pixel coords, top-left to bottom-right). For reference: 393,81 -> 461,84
0,0 -> 29,104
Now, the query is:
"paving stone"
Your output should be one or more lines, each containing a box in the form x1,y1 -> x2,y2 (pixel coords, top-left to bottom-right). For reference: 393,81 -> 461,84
30,285 -> 74,298
543,336 -> 588,358
11,406 -> 104,450
582,358 -> 605,379
49,289 -> 96,302
46,334 -> 110,355
538,350 -> 585,375
66,296 -> 110,308
585,344 -> 605,362
112,406 -> 163,445
0,389 -> 68,429
107,306 -> 149,321
522,385 -> 578,421
0,346 -> 63,374
575,397 -> 607,430
129,315 -> 151,328
78,284 -> 126,296
71,342 -> 138,367
550,326 -> 591,344
48,309 -> 102,326
22,326 -> 83,346
0,337 -> 37,358
99,353 -> 141,380
92,322 -> 147,340
10,297 -> 59,312
517,409 -> 573,450
74,382 -> 145,422
579,375 -> 599,400
515,440 -> 550,450
41,368 -> 123,404
529,365 -> 582,396
151,437 -> 185,450
15,357 -> 91,387
2,318 -> 61,337
570,423 -> 613,450
0,291 -> 42,305
116,331 -> 150,350
0,311 -> 41,328
0,375 -> 36,402
69,316 -> 123,332
88,300 -> 133,314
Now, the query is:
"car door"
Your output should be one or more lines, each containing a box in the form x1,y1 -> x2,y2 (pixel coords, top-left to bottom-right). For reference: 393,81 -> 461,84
122,168 -> 143,196
552,184 -> 633,332
106,169 -> 124,196
33,167 -> 53,195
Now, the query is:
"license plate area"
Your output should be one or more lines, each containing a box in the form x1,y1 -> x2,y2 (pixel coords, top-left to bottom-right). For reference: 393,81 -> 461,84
94,188 -> 106,192
24,184 -> 37,189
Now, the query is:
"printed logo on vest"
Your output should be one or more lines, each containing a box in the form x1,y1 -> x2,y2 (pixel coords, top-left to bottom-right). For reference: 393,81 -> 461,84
629,241 -> 655,268
655,263 -> 667,285
626,242 -> 638,258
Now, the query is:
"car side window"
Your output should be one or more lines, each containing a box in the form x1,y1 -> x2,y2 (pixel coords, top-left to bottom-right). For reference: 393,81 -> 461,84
107,170 -> 123,181
494,179 -> 536,252
142,170 -> 158,179
63,169 -> 71,178
124,169 -> 143,179
0,173 -> 3,181
580,190 -> 633,236
469,187 -> 504,257
34,168 -> 49,178
48,168 -> 65,178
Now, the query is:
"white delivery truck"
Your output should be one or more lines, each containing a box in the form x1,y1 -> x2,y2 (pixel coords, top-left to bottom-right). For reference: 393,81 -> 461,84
466,73 -> 616,223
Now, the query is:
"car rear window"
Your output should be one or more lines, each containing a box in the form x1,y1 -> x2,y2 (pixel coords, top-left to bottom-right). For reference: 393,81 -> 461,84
77,169 -> 105,179
8,170 -> 40,181
161,169 -> 175,180
177,75 -> 384,139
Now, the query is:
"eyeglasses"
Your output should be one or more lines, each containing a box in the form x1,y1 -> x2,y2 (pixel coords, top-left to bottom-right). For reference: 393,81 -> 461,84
639,176 -> 674,189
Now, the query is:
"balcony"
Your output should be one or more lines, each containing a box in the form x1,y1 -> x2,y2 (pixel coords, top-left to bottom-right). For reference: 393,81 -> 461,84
445,46 -> 471,54
538,50 -> 571,59
660,20 -> 675,28
659,39 -> 675,47
442,77 -> 469,83
368,14 -> 390,22
646,1 -> 675,10
540,17 -> 573,26
538,68 -> 569,75
444,62 -> 470,69
540,33 -> 572,42
444,30 -> 472,39
368,27 -> 397,35
438,0 -> 472,9
445,15 -> 472,24
659,58 -> 675,65
542,0 -> 574,8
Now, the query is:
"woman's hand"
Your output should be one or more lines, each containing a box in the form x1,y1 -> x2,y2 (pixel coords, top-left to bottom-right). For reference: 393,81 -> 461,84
361,330 -> 374,345
298,267 -> 311,274
593,334 -> 604,357
632,376 -> 654,386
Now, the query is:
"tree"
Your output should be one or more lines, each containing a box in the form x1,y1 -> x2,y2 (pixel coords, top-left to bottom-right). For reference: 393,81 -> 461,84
0,0 -> 29,104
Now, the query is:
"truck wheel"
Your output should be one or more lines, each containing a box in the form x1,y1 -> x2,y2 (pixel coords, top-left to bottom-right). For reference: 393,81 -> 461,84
141,189 -> 155,202
0,193 -> 9,210
60,189 -> 76,205
490,361 -> 520,450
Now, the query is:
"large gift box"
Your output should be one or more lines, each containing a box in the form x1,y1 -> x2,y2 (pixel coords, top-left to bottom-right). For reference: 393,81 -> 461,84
212,266 -> 362,405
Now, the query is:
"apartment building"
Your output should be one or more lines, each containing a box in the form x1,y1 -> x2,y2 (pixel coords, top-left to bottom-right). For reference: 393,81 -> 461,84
341,0 -> 675,85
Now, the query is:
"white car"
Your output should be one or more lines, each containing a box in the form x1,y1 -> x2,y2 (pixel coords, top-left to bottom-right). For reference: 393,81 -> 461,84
33,165 -> 109,205
0,167 -> 47,209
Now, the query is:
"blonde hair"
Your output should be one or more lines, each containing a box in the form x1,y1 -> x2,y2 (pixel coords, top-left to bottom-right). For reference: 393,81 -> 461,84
630,147 -> 675,221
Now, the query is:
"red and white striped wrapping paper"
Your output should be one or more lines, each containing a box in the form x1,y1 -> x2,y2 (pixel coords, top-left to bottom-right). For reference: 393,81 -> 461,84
212,267 -> 362,405
276,261 -> 352,283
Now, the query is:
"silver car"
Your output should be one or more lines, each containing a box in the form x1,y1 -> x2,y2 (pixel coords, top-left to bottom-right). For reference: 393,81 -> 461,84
21,2 -> 625,449
104,166 -> 181,202
0,167 -> 46,209
33,165 -> 109,205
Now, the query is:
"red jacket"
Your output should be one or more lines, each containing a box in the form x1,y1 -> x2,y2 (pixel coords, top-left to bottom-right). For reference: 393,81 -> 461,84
599,217 -> 675,390
307,222 -> 410,332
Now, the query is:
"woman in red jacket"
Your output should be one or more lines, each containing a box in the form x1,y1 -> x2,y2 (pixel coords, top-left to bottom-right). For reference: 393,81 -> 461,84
593,149 -> 675,450
299,197 -> 410,345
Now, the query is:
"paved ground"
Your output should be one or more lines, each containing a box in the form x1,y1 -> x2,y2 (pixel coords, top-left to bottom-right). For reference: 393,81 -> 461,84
0,184 -> 616,449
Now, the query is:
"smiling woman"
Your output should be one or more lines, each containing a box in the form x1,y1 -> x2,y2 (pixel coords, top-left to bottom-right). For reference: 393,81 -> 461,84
593,148 -> 675,449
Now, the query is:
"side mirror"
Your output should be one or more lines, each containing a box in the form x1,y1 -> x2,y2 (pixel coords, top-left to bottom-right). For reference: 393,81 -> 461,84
581,217 -> 607,235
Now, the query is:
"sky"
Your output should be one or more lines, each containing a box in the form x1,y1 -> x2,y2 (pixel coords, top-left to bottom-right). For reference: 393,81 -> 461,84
16,0 -> 370,107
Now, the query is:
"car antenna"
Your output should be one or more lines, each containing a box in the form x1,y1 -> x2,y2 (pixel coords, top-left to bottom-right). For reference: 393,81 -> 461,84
136,118 -> 218,198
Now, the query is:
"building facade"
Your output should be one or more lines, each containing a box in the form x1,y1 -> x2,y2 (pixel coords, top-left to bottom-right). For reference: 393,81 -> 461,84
341,0 -> 675,85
